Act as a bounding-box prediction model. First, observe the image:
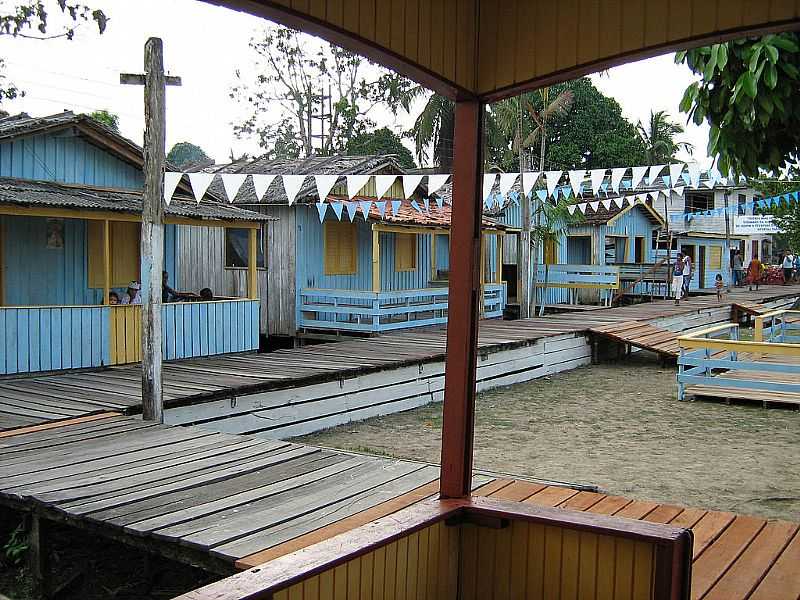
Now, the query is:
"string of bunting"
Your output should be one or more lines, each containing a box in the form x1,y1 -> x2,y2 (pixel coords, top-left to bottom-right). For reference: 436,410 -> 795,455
162,163 -> 755,223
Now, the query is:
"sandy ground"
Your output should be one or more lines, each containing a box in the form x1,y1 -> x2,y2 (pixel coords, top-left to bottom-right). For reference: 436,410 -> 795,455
297,353 -> 800,522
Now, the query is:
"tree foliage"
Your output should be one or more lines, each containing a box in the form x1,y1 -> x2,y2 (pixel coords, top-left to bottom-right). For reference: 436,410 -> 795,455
345,127 -> 414,168
636,110 -> 693,164
167,142 -> 212,169
89,109 -> 118,131
676,33 -> 800,176
232,24 -> 417,159
408,93 -> 454,170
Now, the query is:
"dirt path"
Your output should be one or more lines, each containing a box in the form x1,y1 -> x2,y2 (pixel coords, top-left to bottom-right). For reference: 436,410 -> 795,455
297,354 -> 800,521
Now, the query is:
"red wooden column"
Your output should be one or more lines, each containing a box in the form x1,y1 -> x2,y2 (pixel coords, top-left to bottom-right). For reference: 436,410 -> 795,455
439,99 -> 484,499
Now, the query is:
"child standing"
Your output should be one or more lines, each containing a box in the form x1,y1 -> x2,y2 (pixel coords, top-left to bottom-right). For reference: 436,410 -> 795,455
715,273 -> 724,302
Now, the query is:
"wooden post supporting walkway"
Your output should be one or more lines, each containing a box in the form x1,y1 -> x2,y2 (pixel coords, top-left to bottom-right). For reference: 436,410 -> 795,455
440,99 -> 484,499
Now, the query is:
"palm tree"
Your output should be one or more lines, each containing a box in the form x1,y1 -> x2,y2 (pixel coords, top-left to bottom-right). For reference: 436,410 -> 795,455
409,93 -> 455,169
637,110 -> 694,164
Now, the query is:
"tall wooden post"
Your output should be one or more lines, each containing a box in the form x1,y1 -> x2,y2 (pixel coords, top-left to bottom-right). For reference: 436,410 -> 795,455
248,227 -> 258,299
440,100 -> 483,499
371,226 -> 380,292
102,219 -> 111,305
121,38 -> 181,423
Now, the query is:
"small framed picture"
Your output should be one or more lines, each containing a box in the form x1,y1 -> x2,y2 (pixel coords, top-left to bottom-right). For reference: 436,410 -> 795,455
46,218 -> 64,249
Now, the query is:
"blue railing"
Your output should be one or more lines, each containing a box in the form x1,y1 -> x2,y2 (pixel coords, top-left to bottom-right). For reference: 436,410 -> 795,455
677,322 -> 800,401
298,284 -> 506,333
536,264 -> 620,305
755,309 -> 800,343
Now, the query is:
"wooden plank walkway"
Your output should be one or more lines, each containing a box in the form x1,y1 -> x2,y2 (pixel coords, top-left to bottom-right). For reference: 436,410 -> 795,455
589,320 -> 682,358
1,284 -> 798,432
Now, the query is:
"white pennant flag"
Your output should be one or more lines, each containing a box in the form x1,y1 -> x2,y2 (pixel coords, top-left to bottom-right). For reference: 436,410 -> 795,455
590,169 -> 607,196
402,174 -> 424,199
647,164 -> 666,186
703,169 -> 719,189
373,174 -> 397,199
673,186 -> 686,197
188,173 -> 215,203
346,174 -> 371,199
687,163 -> 701,188
497,173 -> 519,201
314,174 -> 340,202
668,163 -> 685,188
601,198 -> 612,210
252,174 -> 276,201
630,166 -> 647,190
589,200 -> 600,212
568,169 -> 586,197
482,173 -> 497,201
522,171 -> 540,197
426,174 -> 449,196
612,197 -> 623,209
221,174 -> 247,203
163,172 -> 182,206
545,170 -> 562,198
567,205 -> 577,215
282,175 -> 307,205
576,203 -> 587,214
610,167 -> 627,193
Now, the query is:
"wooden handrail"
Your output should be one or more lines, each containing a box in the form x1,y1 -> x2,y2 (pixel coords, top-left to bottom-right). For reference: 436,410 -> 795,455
612,257 -> 669,304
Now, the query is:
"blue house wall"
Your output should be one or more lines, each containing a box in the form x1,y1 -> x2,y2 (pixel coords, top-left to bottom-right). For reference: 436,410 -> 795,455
0,129 -> 178,307
656,237 -> 732,289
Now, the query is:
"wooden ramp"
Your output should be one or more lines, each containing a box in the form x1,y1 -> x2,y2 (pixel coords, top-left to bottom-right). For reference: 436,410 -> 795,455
589,320 -> 681,358
732,301 -> 774,317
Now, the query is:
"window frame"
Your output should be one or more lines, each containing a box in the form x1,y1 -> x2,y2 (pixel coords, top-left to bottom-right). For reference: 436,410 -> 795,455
87,220 -> 141,289
224,225 -> 267,271
684,191 -> 714,214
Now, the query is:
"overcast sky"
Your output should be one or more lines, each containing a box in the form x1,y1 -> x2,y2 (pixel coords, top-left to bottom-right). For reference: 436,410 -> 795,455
0,0 -> 710,168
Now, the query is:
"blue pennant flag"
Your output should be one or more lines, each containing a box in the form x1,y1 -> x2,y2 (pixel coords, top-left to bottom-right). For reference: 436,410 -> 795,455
662,176 -> 671,187
434,196 -> 444,209
391,199 -> 402,214
331,202 -> 344,220
411,199 -> 423,213
682,173 -> 691,185
563,187 -> 573,199
345,201 -> 358,221
358,200 -> 373,218
423,197 -> 430,212
375,201 -> 387,218
535,190 -> 548,203
510,191 -> 520,205
315,202 -> 327,222
794,191 -> 800,201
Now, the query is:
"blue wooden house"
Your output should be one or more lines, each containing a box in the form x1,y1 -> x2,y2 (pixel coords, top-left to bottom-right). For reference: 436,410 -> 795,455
182,156 -> 510,338
0,112 -> 270,375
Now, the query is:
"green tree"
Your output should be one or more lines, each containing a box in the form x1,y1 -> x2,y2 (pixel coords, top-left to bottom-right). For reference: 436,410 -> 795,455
345,127 -> 415,168
676,33 -> 800,176
232,24 -> 417,159
167,142 -> 212,169
408,93 -> 455,170
636,110 -> 693,164
89,109 -> 118,131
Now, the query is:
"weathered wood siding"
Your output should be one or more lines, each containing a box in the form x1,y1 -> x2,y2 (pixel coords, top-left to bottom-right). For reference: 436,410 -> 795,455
265,205 -> 296,337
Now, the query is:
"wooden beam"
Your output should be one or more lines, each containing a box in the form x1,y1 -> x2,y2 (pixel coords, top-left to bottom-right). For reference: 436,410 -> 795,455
247,227 -> 258,299
372,226 -> 380,293
103,219 -> 111,305
430,232 -> 437,281
440,99 -> 483,499
497,234 -> 503,285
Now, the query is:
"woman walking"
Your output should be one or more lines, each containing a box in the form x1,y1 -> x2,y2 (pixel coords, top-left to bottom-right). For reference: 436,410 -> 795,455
747,254 -> 763,292
672,253 -> 684,305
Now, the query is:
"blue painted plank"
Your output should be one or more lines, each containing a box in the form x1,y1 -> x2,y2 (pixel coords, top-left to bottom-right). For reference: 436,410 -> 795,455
191,303 -> 201,357
214,302 -> 224,355
101,307 -> 111,366
80,308 -> 93,367
251,301 -> 260,350
234,301 -> 244,352
166,304 -> 177,361
161,304 -> 169,357
17,310 -> 29,373
5,309 -> 17,374
28,309 -> 40,373
69,308 -> 81,368
173,303 -> 184,359
183,303 -> 193,358
90,308 -> 102,367
0,312 -> 5,374
222,302 -> 231,354
39,309 -> 52,372
199,303 -> 209,356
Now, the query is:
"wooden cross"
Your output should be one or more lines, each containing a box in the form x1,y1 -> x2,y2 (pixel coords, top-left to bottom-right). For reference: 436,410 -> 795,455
120,37 -> 181,423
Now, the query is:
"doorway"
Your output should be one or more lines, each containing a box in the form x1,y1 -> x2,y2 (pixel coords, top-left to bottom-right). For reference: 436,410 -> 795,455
698,246 -> 706,289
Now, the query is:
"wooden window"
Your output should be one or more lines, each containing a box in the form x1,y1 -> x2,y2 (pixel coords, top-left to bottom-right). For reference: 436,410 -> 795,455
395,233 -> 417,271
324,222 -> 357,275
88,221 -> 140,288
709,246 -> 722,269
543,239 -> 558,265
225,227 -> 266,269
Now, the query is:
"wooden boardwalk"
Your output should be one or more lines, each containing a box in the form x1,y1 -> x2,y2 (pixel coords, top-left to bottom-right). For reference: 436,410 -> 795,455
589,320 -> 682,358
1,415 -> 796,599
1,284 -> 798,432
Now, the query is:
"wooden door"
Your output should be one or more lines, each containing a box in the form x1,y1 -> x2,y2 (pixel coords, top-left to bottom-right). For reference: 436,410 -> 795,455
751,239 -> 759,261
698,246 -> 706,289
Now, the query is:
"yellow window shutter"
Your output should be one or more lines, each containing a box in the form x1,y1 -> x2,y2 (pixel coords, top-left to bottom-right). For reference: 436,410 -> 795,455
110,222 -> 140,287
544,239 -> 557,265
324,222 -> 357,275
395,233 -> 416,271
87,220 -> 104,288
709,246 -> 722,269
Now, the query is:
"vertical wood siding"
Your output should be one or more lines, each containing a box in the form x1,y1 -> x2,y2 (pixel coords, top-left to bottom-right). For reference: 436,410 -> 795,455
0,132 -> 143,189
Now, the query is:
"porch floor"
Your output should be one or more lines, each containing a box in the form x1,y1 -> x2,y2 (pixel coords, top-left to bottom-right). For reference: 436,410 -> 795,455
0,414 -> 796,600
2,284 -> 800,431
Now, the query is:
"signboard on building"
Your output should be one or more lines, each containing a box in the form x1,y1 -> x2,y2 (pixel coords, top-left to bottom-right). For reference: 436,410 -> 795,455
733,215 -> 782,235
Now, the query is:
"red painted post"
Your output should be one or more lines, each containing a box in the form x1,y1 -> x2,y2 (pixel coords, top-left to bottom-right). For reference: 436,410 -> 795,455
439,99 -> 484,499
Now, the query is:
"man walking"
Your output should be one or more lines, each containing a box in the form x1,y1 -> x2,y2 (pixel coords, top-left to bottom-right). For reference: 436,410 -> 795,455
672,253 -> 684,305
682,253 -> 692,298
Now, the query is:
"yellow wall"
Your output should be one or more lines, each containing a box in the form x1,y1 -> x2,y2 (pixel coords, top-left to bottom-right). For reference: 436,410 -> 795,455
109,304 -> 141,365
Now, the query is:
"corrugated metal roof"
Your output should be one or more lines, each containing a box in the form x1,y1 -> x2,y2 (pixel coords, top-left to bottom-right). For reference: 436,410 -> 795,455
0,178 -> 272,223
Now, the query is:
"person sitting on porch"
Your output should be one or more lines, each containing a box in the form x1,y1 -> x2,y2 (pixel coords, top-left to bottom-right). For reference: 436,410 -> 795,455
163,270 -> 179,302
108,291 -> 120,305
199,287 -> 214,301
121,281 -> 141,305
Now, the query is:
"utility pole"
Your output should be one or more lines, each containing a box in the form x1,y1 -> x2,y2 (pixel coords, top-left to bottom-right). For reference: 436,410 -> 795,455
121,38 -> 181,422
724,190 -> 732,286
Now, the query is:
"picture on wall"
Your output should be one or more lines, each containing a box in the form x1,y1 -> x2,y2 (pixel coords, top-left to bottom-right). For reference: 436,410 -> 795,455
46,218 -> 65,249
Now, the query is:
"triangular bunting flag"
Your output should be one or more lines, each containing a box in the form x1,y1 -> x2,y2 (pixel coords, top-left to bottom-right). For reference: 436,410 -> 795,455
589,201 -> 600,212
576,203 -> 587,214
358,200 -> 373,217
426,174 -> 449,196
391,199 -> 402,214
434,196 -> 444,209
590,169 -> 607,196
221,174 -> 247,203
612,197 -> 623,209
567,205 -> 577,215
545,170 -> 562,198
373,174 -> 396,199
510,191 -> 520,206
252,174 -> 276,201
610,167 -> 626,193
410,199 -> 423,213
498,173 -> 519,200
522,171 -> 540,197
568,169 -> 586,197
601,199 -> 612,210
375,201 -> 387,218
647,164 -> 666,186
673,186 -> 685,197
188,173 -> 215,203
630,166 -> 647,190
686,163 -> 701,188
423,197 -> 430,212
282,175 -> 307,205
346,174 -> 371,199
331,202 -> 344,220
402,174 -> 424,199
703,169 -> 719,189
315,202 -> 327,222
345,201 -> 359,221
482,173 -> 497,201
163,172 -> 182,206
535,190 -> 548,204
314,174 -> 340,202
668,164 -> 685,188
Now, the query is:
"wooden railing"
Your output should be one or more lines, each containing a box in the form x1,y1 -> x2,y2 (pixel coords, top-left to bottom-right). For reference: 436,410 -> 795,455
0,299 -> 260,375
677,322 -> 800,401
613,259 -> 671,303
177,496 -> 692,600
754,308 -> 800,343
298,284 -> 506,333
535,264 -> 620,306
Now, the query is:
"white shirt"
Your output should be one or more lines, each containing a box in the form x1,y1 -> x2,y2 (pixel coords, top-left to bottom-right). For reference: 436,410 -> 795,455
682,257 -> 692,276
121,291 -> 141,305
783,255 -> 794,268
